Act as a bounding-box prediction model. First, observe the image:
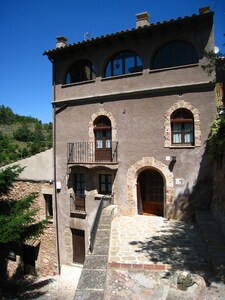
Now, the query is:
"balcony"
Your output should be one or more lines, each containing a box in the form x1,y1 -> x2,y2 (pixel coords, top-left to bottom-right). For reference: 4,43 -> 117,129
70,193 -> 86,218
67,142 -> 118,165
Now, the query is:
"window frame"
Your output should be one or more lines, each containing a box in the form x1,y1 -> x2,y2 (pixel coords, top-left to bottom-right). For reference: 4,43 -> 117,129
151,41 -> 198,70
44,194 -> 53,219
74,173 -> 85,196
99,174 -> 112,194
65,59 -> 96,84
94,116 -> 112,161
171,109 -> 194,146
104,51 -> 143,78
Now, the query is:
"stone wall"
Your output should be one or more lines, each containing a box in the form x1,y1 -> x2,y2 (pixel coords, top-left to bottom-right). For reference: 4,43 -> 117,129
2,180 -> 57,277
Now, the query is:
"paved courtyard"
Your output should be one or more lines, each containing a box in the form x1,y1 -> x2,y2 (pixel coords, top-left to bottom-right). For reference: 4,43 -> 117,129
108,215 -> 208,268
104,214 -> 225,300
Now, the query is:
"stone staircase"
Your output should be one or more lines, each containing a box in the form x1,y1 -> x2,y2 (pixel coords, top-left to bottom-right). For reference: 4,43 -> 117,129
74,205 -> 115,300
195,210 -> 225,275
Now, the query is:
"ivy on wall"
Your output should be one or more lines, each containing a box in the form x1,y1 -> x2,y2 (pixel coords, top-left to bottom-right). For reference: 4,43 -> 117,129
208,117 -> 225,164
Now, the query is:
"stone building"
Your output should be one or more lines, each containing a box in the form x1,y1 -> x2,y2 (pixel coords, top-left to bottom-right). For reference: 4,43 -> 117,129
2,149 -> 57,277
44,7 -> 216,269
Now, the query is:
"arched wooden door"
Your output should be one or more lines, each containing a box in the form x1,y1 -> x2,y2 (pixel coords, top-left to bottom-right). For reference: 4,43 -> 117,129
137,169 -> 164,216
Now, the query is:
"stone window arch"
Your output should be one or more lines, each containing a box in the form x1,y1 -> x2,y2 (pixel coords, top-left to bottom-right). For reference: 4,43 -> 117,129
164,100 -> 201,147
88,108 -> 117,144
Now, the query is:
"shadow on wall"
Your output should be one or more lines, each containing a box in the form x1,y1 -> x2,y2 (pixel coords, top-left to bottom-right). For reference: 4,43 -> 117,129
170,144 -> 213,221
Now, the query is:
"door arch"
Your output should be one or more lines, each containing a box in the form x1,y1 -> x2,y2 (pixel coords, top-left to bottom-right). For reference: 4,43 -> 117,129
137,169 -> 164,216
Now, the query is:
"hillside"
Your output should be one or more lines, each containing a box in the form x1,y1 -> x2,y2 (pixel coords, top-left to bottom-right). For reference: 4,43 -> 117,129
0,105 -> 52,166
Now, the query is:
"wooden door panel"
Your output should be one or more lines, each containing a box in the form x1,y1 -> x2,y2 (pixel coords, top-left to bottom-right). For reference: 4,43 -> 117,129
138,170 -> 164,216
72,229 -> 85,264
95,148 -> 112,161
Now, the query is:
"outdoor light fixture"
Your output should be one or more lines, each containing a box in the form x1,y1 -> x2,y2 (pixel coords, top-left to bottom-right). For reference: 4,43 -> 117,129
56,181 -> 61,191
171,155 -> 176,162
219,106 -> 225,119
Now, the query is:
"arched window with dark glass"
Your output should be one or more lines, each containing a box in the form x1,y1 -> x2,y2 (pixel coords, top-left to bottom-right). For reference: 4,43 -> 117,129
171,109 -> 194,145
152,41 -> 198,70
104,51 -> 143,77
65,59 -> 96,84
94,116 -> 112,161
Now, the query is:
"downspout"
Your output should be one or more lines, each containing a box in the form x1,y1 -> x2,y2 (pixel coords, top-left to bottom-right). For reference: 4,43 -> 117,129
53,94 -> 61,275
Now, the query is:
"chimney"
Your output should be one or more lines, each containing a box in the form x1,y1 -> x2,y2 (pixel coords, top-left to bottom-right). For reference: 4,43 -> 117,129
136,12 -> 150,28
199,6 -> 210,14
56,36 -> 67,48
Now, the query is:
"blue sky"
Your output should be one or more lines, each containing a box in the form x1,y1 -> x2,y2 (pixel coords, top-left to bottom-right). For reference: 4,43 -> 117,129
0,0 -> 224,124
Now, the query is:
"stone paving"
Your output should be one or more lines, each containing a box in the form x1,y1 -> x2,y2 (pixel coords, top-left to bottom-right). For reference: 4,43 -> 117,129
104,213 -> 225,299
108,215 -> 208,269
72,206 -> 225,299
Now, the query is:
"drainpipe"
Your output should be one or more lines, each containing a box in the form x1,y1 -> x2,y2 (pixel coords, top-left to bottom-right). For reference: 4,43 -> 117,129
53,98 -> 61,275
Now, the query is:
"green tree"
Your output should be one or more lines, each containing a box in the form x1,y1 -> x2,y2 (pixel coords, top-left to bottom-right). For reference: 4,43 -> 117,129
0,165 -> 47,279
13,126 -> 33,142
202,50 -> 225,76
0,105 -> 15,125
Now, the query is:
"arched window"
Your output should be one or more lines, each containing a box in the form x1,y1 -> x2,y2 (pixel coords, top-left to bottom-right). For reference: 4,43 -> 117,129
104,51 -> 143,77
65,59 -> 96,84
171,109 -> 194,145
152,41 -> 198,70
94,116 -> 112,161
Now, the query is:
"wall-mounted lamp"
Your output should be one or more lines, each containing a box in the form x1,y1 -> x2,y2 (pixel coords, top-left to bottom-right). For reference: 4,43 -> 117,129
56,181 -> 61,191
166,155 -> 176,172
171,155 -> 176,162
166,155 -> 176,162
219,106 -> 225,119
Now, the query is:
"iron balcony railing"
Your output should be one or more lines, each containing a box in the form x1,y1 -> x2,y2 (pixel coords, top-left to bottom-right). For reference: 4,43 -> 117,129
67,141 -> 118,163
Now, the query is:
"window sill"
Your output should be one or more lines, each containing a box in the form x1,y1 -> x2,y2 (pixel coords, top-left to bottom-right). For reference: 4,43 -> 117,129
95,194 -> 113,200
62,79 -> 95,88
169,145 -> 195,149
150,63 -> 199,73
70,211 -> 87,219
101,71 -> 143,81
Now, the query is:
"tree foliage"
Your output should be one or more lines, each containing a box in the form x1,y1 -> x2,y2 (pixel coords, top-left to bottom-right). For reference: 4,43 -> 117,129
0,166 -> 47,245
0,165 -> 23,195
0,193 -> 46,244
201,50 -> 225,77
0,106 -> 15,125
0,106 -> 52,166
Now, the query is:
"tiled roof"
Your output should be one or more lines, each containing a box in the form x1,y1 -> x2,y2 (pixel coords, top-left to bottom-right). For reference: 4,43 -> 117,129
43,10 -> 213,56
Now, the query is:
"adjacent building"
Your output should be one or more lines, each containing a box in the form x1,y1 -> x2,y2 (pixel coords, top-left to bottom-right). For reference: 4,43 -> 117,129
2,149 -> 57,277
44,7 -> 216,269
